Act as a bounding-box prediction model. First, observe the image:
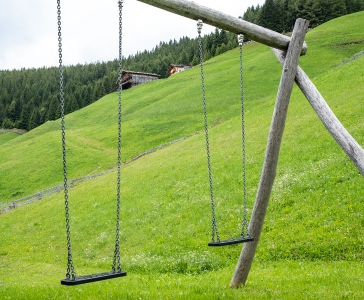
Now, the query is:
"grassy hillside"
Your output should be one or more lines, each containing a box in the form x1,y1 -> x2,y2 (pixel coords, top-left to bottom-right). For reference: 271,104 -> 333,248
0,131 -> 19,146
0,45 -> 281,203
0,11 -> 364,299
1,13 -> 363,204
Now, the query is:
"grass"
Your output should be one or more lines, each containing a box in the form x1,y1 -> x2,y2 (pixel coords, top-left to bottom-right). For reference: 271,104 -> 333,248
0,262 -> 363,299
0,130 -> 19,145
0,11 -> 364,299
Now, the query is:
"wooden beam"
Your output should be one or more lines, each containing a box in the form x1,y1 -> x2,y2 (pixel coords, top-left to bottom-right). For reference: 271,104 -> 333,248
230,18 -> 310,288
272,48 -> 364,176
136,0 -> 308,55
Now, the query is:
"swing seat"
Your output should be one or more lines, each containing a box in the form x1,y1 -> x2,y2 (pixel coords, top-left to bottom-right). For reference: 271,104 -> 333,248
208,236 -> 254,246
61,270 -> 127,286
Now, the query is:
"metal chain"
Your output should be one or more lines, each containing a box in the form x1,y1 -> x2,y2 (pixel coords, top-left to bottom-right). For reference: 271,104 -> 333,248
197,20 -> 220,243
58,0 -> 76,280
238,34 -> 250,238
113,0 -> 124,272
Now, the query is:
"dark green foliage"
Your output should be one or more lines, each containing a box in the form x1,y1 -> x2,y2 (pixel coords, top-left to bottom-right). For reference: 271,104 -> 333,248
242,0 -> 363,31
46,96 -> 59,121
1,1 -> 361,131
18,103 -> 31,130
0,63 -> 119,131
28,108 -> 41,129
259,0 -> 281,32
122,31 -> 238,78
0,30 -> 237,131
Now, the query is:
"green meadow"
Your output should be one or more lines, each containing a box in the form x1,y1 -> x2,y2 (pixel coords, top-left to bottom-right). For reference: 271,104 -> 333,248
0,12 -> 363,299
0,130 -> 19,146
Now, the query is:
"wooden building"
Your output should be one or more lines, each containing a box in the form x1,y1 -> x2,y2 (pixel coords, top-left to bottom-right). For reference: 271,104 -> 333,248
119,71 -> 159,89
168,64 -> 191,76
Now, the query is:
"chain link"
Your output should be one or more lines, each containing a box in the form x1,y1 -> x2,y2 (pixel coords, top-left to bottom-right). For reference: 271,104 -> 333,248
58,0 -> 76,280
238,34 -> 250,238
58,0 -> 124,276
113,0 -> 124,272
197,20 -> 220,243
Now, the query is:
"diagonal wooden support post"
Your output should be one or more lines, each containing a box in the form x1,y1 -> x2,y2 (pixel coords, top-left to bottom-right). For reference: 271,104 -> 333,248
230,18 -> 310,288
272,48 -> 364,176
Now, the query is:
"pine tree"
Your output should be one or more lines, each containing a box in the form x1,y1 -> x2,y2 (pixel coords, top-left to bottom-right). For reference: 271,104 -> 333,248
243,6 -> 258,23
6,100 -> 19,122
66,95 -> 79,114
46,96 -> 59,121
2,118 -> 13,129
332,0 -> 348,18
18,104 -> 31,130
259,0 -> 281,32
178,51 -> 189,65
297,0 -> 315,24
0,103 -> 5,126
191,54 -> 199,67
28,108 -> 41,130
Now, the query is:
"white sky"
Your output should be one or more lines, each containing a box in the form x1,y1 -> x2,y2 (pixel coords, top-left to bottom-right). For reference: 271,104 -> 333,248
0,0 -> 265,70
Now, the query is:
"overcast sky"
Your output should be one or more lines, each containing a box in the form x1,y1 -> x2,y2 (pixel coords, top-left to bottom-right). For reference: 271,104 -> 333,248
0,0 -> 265,70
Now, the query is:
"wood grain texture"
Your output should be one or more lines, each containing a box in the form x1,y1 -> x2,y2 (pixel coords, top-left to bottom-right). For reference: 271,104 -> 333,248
272,48 -> 364,176
230,18 -> 310,288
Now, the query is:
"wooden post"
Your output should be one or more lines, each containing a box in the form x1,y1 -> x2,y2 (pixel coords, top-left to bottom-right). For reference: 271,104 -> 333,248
230,18 -> 310,288
136,0 -> 307,55
272,48 -> 364,176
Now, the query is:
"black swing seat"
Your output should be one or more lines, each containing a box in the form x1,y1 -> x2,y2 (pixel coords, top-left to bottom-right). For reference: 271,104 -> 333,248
208,236 -> 254,247
61,270 -> 127,286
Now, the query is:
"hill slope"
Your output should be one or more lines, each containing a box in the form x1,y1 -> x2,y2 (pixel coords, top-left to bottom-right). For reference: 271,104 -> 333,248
1,12 -> 363,204
0,11 -> 363,299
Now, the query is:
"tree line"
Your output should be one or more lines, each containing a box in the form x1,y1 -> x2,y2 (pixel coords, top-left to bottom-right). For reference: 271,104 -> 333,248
0,62 -> 120,130
243,0 -> 363,32
0,29 -> 238,131
1,0 -> 362,131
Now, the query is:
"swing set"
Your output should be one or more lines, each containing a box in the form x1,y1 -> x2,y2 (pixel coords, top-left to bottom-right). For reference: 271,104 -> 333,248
197,20 -> 253,246
57,0 -> 364,288
58,0 -> 126,286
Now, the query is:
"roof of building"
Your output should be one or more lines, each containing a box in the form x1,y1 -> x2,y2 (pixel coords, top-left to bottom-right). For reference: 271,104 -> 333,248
122,70 -> 160,77
169,64 -> 191,68
168,64 -> 192,75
